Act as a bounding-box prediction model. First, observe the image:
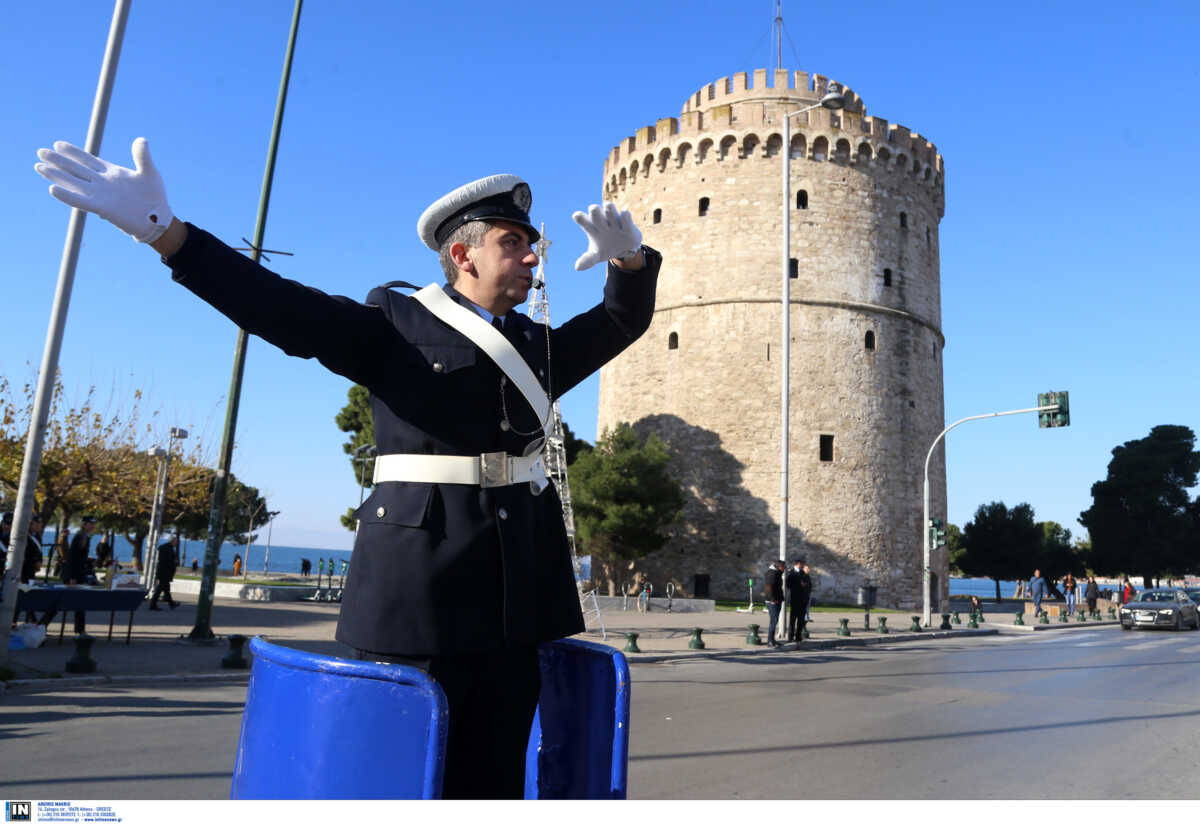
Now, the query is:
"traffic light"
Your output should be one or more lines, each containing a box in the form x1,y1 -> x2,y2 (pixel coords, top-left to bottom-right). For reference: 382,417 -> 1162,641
1038,391 -> 1071,428
929,518 -> 947,548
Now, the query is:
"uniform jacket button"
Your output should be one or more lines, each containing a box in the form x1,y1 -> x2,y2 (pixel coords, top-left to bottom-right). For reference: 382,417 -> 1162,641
432,361 -> 445,373
376,506 -> 386,518
498,508 -> 509,520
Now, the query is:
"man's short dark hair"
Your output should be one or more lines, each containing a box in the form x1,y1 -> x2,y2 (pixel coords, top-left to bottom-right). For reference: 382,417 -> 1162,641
438,220 -> 493,284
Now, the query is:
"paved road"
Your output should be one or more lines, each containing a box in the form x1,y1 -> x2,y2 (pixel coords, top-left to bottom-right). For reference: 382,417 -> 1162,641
628,627 -> 1200,799
3,626 -> 1198,799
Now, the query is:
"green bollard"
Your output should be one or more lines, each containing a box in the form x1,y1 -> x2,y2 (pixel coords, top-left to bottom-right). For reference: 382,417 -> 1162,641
968,613 -> 978,629
745,624 -> 763,646
1039,612 -> 1050,624
1014,612 -> 1025,626
801,626 -> 810,639
65,633 -> 97,674
1093,609 -> 1102,620
909,616 -> 922,632
939,613 -> 952,631
222,634 -> 249,669
1107,606 -> 1117,620
837,618 -> 851,637
951,612 -> 961,625
877,616 -> 889,634
623,632 -> 642,653
1059,612 -> 1069,623
1077,610 -> 1087,622
688,628 -> 706,650
976,610 -> 985,623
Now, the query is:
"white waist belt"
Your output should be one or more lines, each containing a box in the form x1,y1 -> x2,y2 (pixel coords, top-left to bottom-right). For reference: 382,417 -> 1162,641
372,451 -> 546,488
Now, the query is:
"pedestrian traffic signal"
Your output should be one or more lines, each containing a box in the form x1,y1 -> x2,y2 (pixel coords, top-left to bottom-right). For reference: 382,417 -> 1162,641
929,518 -> 947,548
1038,391 -> 1071,428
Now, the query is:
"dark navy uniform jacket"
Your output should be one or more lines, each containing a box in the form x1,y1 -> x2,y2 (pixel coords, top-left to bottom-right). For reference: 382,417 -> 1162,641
166,224 -> 660,656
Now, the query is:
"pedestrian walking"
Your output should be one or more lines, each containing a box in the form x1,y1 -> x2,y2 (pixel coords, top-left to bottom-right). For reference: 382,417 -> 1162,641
1084,576 -> 1099,614
148,534 -> 180,610
1029,569 -> 1048,617
1062,573 -> 1078,615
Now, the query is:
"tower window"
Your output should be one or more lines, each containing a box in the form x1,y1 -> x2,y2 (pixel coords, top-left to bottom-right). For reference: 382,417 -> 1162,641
698,197 -> 710,217
819,434 -> 834,462
668,332 -> 679,350
693,574 -> 711,598
883,268 -> 893,287
865,331 -> 875,351
926,227 -> 931,247
899,212 -> 908,229
796,190 -> 808,210
789,258 -> 798,279
653,208 -> 662,224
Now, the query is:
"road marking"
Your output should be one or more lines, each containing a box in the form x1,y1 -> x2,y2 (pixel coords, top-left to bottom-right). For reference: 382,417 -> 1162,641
1123,638 -> 1183,651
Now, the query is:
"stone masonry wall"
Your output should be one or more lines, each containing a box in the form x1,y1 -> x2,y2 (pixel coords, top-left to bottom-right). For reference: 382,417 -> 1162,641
593,69 -> 949,610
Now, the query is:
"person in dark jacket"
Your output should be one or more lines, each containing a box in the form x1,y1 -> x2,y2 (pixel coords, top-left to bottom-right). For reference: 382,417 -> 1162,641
765,560 -> 785,646
62,516 -> 97,633
1084,576 -> 1099,614
35,140 -> 658,800
785,558 -> 812,642
149,534 -> 179,610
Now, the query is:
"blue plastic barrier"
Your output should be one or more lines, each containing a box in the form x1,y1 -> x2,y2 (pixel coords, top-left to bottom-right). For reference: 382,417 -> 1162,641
230,637 -> 448,799
230,636 -> 630,799
525,638 -> 631,799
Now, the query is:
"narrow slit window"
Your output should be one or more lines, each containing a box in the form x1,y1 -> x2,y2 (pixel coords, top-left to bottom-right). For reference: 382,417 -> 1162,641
698,197 -> 710,217
796,190 -> 808,210
865,331 -> 875,350
883,268 -> 893,287
789,258 -> 798,279
668,332 -> 679,350
899,212 -> 908,229
653,208 -> 662,224
819,434 -> 834,462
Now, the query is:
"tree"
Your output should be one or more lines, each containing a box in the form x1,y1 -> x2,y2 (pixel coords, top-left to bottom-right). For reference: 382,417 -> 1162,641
336,383 -> 375,531
1079,425 -> 1200,587
945,523 -> 965,574
955,501 -> 1042,601
562,421 -> 592,466
571,423 -> 684,595
1035,521 -> 1081,596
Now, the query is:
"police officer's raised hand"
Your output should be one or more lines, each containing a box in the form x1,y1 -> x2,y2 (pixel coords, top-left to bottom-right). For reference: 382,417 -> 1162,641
572,202 -> 643,271
35,137 -> 174,244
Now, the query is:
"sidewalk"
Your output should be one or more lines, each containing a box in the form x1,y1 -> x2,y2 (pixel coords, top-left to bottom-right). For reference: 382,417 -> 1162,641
0,594 -> 1115,692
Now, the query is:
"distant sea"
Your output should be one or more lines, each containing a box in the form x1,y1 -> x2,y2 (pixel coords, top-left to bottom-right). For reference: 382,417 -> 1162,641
949,577 -> 1022,599
43,531 -> 351,575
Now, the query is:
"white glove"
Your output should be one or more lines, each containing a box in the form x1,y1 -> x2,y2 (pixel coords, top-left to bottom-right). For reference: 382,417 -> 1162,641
35,137 -> 173,243
572,202 -> 642,271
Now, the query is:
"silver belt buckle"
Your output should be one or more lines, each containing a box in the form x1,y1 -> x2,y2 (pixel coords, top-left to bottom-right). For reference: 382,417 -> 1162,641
480,451 -> 510,488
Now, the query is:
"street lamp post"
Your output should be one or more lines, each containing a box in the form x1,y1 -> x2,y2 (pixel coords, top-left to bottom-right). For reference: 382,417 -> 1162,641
144,426 -> 187,588
263,510 -> 280,574
778,81 -> 845,640
920,399 -> 1065,626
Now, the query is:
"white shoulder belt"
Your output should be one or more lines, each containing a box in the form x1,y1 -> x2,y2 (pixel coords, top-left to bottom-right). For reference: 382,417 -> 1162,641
371,284 -> 549,490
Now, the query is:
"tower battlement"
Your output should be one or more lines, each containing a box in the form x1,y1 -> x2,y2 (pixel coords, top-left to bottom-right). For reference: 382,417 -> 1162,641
603,70 -> 942,206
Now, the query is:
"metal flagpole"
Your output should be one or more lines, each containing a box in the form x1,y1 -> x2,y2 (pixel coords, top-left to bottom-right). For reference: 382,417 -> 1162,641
189,0 -> 303,640
0,0 -> 132,664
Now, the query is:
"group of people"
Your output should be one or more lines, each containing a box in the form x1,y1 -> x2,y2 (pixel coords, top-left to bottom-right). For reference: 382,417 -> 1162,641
764,559 -> 813,646
1026,569 -> 1107,616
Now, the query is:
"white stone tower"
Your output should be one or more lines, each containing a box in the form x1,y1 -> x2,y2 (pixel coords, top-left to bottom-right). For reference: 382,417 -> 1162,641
595,69 -> 948,609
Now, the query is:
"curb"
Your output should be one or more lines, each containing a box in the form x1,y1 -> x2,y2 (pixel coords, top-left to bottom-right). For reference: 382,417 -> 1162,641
621,627 -> 1001,663
1,670 -> 252,695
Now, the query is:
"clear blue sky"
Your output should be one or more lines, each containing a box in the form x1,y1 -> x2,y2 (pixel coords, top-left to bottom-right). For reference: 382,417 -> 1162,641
3,0 -> 1197,550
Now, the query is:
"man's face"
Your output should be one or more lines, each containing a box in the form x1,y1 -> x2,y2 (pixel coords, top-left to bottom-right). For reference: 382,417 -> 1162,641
84,522 -> 96,534
457,221 -> 538,313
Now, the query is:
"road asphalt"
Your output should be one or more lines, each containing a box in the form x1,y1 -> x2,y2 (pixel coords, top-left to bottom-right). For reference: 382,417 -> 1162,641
1,591 -> 1120,692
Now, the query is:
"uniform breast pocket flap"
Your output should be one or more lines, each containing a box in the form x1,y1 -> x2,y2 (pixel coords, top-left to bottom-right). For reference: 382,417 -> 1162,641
415,343 -> 475,376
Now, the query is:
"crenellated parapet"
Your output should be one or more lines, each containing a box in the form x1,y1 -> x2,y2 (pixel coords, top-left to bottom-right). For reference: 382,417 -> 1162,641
602,69 -> 944,213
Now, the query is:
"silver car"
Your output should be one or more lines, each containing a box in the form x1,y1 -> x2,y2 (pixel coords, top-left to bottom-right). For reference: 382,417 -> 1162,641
1119,588 -> 1200,631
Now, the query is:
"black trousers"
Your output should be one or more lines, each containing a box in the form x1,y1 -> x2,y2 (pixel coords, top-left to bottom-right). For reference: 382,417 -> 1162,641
150,578 -> 174,606
356,644 -> 540,800
788,597 -> 809,640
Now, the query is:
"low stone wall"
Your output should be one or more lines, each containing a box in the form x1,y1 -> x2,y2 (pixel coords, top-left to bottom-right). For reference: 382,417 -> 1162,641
171,578 -> 320,602
586,594 -> 716,613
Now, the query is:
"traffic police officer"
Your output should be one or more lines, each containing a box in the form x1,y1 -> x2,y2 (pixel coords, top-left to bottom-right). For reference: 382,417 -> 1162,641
35,138 -> 661,798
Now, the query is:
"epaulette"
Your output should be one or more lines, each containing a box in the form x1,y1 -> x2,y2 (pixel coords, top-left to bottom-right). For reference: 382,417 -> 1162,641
376,280 -> 421,292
